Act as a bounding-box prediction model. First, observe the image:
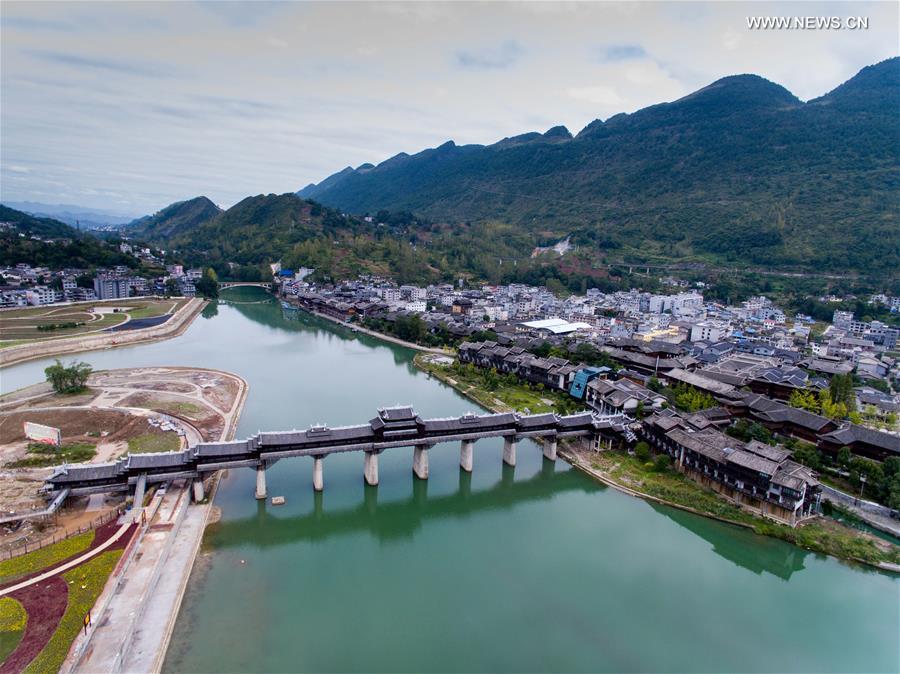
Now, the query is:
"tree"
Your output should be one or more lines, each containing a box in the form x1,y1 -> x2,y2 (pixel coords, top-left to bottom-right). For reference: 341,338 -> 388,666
164,278 -> 182,297
837,446 -> 852,468
45,359 -> 92,394
653,455 -> 671,472
634,441 -> 651,461
194,267 -> 219,299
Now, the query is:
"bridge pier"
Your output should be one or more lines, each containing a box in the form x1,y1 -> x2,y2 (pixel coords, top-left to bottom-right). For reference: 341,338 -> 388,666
364,451 -> 379,486
192,478 -> 205,502
460,440 -> 474,472
503,437 -> 517,467
413,445 -> 430,480
543,438 -> 558,462
255,464 -> 267,500
132,474 -> 147,521
313,456 -> 324,492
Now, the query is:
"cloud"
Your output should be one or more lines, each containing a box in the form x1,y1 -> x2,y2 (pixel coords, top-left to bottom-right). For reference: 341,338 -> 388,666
24,49 -> 173,78
595,44 -> 647,62
566,85 -> 623,106
1,16 -> 74,32
456,40 -> 524,70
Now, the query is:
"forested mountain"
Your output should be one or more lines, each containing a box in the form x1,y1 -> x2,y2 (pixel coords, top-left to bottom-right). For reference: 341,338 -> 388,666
0,204 -> 79,239
127,196 -> 222,239
299,58 -> 900,276
0,205 -> 139,269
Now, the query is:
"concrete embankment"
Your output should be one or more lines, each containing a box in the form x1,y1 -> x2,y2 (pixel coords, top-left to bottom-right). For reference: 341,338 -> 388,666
0,298 -> 206,368
60,371 -> 248,674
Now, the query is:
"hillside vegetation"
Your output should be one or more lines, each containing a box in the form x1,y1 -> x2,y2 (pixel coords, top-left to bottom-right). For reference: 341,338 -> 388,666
299,58 -> 900,276
126,196 -> 222,240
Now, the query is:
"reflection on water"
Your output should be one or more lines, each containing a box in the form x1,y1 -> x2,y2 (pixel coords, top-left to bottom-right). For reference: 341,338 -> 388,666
650,503 -> 809,580
211,462 -> 598,549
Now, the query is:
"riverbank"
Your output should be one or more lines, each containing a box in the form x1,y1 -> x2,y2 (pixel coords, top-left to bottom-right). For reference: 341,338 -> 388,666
0,297 -> 206,368
413,353 -> 900,573
283,298 -> 450,355
60,371 -> 246,674
0,368 -> 248,674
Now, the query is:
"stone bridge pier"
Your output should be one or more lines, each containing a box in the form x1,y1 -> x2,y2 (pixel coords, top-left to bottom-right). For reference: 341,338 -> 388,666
255,463 -> 268,500
503,437 -> 518,467
413,444 -> 432,480
364,451 -> 380,486
460,440 -> 474,472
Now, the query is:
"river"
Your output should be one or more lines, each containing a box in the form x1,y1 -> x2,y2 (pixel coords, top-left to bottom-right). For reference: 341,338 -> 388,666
2,288 -> 897,673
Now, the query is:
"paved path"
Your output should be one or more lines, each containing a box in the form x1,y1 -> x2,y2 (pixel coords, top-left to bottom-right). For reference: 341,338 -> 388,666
0,519 -> 133,597
65,485 -> 189,673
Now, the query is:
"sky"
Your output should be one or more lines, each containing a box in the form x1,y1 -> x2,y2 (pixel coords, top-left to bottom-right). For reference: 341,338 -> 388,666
1,1 -> 897,216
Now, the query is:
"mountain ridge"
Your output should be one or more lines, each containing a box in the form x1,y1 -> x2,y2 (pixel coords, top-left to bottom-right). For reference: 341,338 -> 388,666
296,57 -> 900,275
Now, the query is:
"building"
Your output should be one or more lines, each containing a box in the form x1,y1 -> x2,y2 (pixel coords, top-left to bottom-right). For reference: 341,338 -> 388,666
690,321 -> 724,343
93,276 -> 130,299
517,318 -> 593,336
642,410 -> 821,526
25,286 -> 58,305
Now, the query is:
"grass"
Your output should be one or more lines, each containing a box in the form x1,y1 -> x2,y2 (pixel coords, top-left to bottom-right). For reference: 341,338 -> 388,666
149,400 -> 203,419
23,549 -> 122,674
0,531 -> 95,584
589,450 -> 900,567
0,597 -> 28,662
6,442 -> 97,468
127,432 -> 181,454
0,339 -> 31,349
0,299 -> 185,344
416,354 -> 582,415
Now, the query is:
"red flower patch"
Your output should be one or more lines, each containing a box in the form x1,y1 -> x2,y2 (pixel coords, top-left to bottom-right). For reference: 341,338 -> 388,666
0,576 -> 68,674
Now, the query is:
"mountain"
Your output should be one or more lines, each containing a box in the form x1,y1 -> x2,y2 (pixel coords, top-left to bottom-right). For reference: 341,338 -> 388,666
127,196 -> 222,239
165,193 -> 379,274
299,58 -> 900,276
0,205 -> 139,270
2,202 -> 137,229
0,204 -> 79,239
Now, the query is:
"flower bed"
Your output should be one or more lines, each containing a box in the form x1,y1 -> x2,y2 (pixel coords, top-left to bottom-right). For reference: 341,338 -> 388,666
0,533 -> 94,586
0,598 -> 27,664
22,550 -> 122,674
0,577 -> 67,674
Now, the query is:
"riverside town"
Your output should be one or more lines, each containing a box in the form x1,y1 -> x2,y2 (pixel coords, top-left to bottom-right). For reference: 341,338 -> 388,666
1,2 -> 898,673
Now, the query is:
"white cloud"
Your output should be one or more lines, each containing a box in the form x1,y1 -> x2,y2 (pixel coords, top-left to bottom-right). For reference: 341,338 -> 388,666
566,85 -> 623,107
0,1 -> 896,213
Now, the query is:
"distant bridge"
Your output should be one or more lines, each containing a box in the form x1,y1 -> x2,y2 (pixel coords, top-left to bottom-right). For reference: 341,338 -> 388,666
45,406 -> 631,504
218,282 -> 273,291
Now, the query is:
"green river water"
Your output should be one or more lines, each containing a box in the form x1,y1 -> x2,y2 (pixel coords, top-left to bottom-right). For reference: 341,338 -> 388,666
2,288 -> 897,673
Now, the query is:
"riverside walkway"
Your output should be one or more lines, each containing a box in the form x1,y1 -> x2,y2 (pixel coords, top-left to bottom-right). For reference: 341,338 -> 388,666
45,406 -> 631,502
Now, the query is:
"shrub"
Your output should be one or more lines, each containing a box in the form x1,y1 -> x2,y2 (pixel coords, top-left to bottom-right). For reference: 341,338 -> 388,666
653,455 -> 671,472
634,442 -> 651,461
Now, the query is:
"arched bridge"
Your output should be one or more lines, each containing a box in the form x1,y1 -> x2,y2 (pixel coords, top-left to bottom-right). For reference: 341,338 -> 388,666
45,406 -> 631,503
218,282 -> 273,291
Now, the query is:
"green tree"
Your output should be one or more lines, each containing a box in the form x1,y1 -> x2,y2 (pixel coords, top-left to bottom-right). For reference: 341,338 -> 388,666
164,278 -> 181,297
634,441 -> 651,461
44,359 -> 92,394
837,446 -> 852,468
194,267 -> 219,299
